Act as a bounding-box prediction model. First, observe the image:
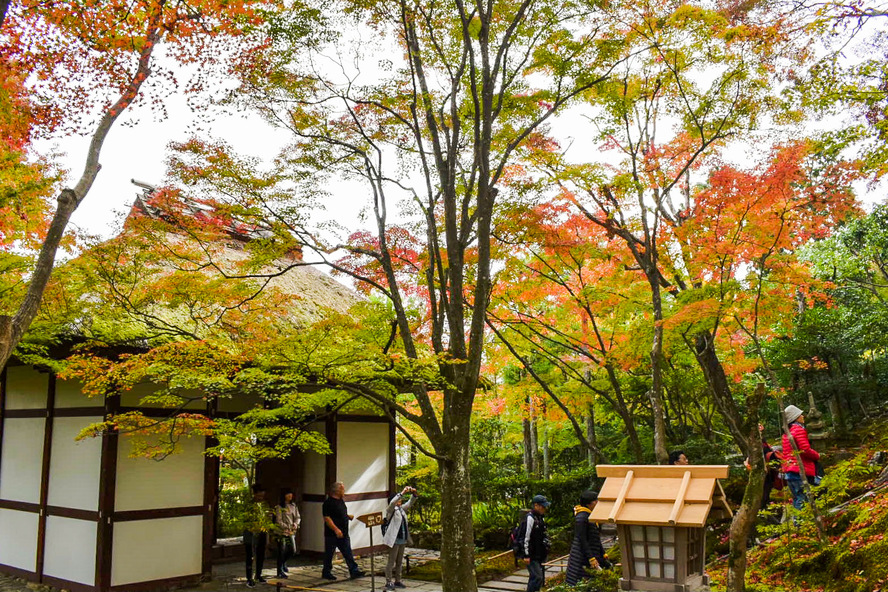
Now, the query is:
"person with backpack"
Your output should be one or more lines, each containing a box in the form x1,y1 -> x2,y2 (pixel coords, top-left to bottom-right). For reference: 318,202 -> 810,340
517,494 -> 551,592
781,404 -> 821,511
565,490 -> 610,585
383,486 -> 418,590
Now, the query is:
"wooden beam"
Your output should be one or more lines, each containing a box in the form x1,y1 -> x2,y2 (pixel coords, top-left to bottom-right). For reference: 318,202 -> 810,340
668,471 -> 692,525
325,411 -> 337,491
35,373 -> 56,582
596,465 -> 729,479
608,469 -> 633,523
95,394 -> 120,592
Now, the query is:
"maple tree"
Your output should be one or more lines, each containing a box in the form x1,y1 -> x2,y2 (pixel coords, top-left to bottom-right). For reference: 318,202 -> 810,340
0,0 -> 287,369
164,1 -> 650,588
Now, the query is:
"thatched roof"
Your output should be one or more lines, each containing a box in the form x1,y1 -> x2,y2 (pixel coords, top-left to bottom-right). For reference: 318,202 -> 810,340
122,190 -> 360,326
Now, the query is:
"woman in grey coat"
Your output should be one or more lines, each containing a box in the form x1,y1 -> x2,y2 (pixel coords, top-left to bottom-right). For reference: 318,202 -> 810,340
383,486 -> 417,590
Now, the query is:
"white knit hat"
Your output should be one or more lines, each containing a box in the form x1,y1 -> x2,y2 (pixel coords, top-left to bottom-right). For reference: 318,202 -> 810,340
784,404 -> 803,424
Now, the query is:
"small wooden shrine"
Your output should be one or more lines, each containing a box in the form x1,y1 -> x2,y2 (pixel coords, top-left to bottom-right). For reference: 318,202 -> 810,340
590,465 -> 732,592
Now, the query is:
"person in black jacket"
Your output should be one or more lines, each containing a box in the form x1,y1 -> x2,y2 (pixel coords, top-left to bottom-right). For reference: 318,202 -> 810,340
521,494 -> 551,592
565,490 -> 611,585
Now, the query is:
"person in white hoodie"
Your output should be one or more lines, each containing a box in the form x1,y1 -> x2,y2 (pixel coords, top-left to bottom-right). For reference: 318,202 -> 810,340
383,486 -> 418,590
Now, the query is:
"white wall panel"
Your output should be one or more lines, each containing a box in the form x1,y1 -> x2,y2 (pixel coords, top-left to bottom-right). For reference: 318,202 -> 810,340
110,516 -> 202,586
43,516 -> 97,585
115,436 -> 204,511
0,418 -> 44,503
47,416 -> 102,511
300,500 -> 325,553
303,422 -> 326,496
337,422 -> 389,494
0,509 -> 38,572
5,366 -> 48,410
345,498 -> 388,550
54,378 -> 99,408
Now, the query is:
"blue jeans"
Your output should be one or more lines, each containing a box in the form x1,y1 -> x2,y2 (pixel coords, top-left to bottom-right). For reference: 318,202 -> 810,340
526,559 -> 545,592
785,472 -> 807,510
323,535 -> 360,576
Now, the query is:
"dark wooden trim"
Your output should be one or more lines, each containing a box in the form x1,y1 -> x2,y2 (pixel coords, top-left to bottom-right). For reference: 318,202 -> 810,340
95,394 -> 119,592
3,408 -> 49,418
0,562 -> 38,581
342,491 -> 389,502
388,415 -> 396,496
53,407 -> 105,417
108,573 -> 202,592
35,373 -> 56,581
302,494 -> 325,503
325,411 -> 337,492
0,369 -> 5,496
42,574 -> 98,592
203,397 -> 219,578
113,505 -> 204,522
336,414 -> 390,423
0,498 -> 40,513
46,505 -> 100,521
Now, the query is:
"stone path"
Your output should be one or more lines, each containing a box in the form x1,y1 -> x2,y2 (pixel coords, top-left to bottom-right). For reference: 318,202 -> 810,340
477,555 -> 567,592
0,549 -> 564,592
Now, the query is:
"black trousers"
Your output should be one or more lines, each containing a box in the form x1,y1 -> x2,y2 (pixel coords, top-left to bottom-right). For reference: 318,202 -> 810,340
322,535 -> 360,576
244,531 -> 267,580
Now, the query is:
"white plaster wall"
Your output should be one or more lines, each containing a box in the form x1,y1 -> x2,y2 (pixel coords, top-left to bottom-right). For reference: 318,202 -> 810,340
345,498 -> 389,550
46,416 -> 102,511
302,422 -> 326,496
0,418 -> 45,503
4,366 -> 48,410
337,422 -> 389,494
300,500 -> 324,553
115,436 -> 204,511
54,378 -> 99,408
42,516 -> 97,585
0,509 -> 38,572
110,516 -> 202,586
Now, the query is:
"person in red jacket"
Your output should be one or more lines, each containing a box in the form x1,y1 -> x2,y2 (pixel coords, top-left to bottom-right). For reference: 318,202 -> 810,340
781,404 -> 821,510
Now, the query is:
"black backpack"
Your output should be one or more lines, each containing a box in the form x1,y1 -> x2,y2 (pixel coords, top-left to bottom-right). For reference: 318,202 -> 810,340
510,512 -> 530,557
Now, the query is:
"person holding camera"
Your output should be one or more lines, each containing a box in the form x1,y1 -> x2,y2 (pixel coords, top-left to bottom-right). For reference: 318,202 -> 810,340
383,486 -> 418,590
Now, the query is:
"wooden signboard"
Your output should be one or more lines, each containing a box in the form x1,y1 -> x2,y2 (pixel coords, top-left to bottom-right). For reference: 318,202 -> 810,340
357,512 -> 384,527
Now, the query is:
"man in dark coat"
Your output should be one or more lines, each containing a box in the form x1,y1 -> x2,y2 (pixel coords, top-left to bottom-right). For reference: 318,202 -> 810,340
520,494 -> 551,592
565,490 -> 611,585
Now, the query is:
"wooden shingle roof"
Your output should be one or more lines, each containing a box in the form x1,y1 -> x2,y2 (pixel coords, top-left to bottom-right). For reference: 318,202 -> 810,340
589,465 -> 732,528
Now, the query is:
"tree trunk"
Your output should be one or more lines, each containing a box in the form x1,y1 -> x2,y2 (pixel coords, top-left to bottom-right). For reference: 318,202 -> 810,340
542,426 -> 550,480
523,418 -> 533,476
586,410 -> 600,468
649,280 -> 670,465
438,421 -> 477,592
726,425 -> 766,592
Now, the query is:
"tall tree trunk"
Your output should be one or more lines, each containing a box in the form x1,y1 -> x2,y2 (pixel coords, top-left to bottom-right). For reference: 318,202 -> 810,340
523,418 -> 533,476
649,279 -> 670,465
438,418 -> 477,592
586,409 -> 600,468
542,425 -> 550,480
727,443 -> 765,591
